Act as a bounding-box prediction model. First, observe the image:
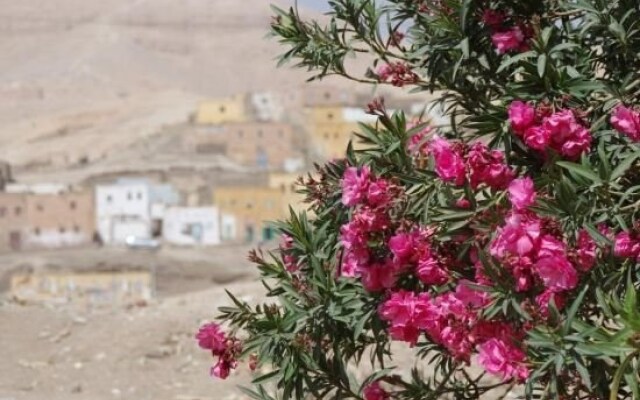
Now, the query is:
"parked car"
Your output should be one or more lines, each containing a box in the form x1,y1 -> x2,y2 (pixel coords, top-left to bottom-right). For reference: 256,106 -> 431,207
125,236 -> 161,250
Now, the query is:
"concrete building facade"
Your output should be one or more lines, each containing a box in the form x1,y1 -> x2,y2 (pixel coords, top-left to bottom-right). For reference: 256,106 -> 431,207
306,106 -> 377,159
0,193 -> 27,251
162,207 -> 220,246
23,190 -> 95,249
184,122 -> 303,170
95,182 -> 151,244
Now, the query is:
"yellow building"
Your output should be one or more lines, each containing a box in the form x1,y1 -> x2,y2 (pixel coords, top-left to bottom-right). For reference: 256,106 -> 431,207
213,186 -> 286,242
306,106 -> 377,159
267,172 -> 307,215
195,94 -> 248,125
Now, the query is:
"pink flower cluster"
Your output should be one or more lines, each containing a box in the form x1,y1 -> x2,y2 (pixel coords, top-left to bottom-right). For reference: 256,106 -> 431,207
195,323 -> 241,379
429,136 -> 514,189
363,381 -> 390,400
340,166 -> 399,285
280,234 -> 298,272
376,62 -> 418,87
611,105 -> 640,142
508,101 -> 592,159
482,10 -> 530,54
406,121 -> 433,155
614,230 -> 640,260
378,284 -> 529,381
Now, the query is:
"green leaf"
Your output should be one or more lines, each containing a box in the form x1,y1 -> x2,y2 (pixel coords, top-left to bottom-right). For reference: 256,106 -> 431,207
556,161 -> 602,184
537,54 -> 547,78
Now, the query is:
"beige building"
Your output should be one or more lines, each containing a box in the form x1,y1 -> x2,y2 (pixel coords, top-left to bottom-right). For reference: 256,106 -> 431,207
184,122 -> 303,170
10,271 -> 152,305
213,186 -> 286,242
0,193 -> 27,251
195,94 -> 248,125
24,189 -> 96,249
267,172 -> 307,215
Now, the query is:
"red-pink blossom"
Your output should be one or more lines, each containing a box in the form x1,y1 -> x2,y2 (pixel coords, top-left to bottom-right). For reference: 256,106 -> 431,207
535,254 -> 578,291
614,231 -> 640,259
363,381 -> 390,400
467,142 -> 514,189
416,254 -> 449,285
389,232 -> 417,264
490,213 -> 542,259
367,180 -> 392,207
454,280 -> 490,308
361,260 -> 398,292
196,323 -> 227,355
211,359 -> 234,379
477,338 -> 529,382
341,166 -> 371,206
407,122 -> 433,155
492,27 -> 526,54
430,136 -> 466,185
575,229 -> 597,271
508,101 -> 536,134
611,105 -> 640,141
543,110 -> 591,159
379,290 -> 432,345
508,177 -> 536,210
535,290 -> 566,317
482,9 -> 505,28
522,125 -> 551,150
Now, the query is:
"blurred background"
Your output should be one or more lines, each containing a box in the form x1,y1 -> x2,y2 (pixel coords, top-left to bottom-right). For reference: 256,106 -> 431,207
0,1 -> 437,399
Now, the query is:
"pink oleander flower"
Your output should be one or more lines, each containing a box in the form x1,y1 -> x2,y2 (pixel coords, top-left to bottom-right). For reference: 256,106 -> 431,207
477,338 -> 530,382
492,26 -> 525,54
611,105 -> 640,141
508,101 -> 536,134
367,179 -> 392,207
389,232 -> 416,264
535,289 -> 566,317
407,123 -> 433,155
425,292 -> 477,361
196,323 -> 227,355
467,142 -> 514,189
341,251 -> 362,278
508,177 -> 536,210
575,229 -> 597,271
522,125 -> 551,150
454,280 -> 490,308
360,260 -> 398,292
543,110 -> 591,159
353,207 -> 390,232
340,220 -> 368,251
379,290 -> 432,345
363,381 -> 390,400
430,135 -> 466,185
490,213 -> 542,259
482,9 -> 505,28
416,254 -> 449,285
341,166 -> 371,206
456,197 -> 471,208
535,254 -> 578,291
211,359 -> 233,379
614,231 -> 640,259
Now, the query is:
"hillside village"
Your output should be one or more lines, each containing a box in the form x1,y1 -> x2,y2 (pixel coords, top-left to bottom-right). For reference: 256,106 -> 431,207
0,84 -> 441,253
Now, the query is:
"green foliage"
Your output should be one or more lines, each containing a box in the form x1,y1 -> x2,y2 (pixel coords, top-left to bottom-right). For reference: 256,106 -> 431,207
209,1 -> 640,399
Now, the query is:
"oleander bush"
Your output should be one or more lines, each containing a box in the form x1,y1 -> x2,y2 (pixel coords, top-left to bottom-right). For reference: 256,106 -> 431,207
196,1 -> 640,398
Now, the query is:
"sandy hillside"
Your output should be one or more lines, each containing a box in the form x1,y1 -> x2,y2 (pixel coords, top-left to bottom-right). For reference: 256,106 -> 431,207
0,0 -> 362,173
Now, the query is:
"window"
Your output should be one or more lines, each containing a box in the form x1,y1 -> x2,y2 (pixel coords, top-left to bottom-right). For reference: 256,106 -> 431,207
246,202 -> 253,210
324,133 -> 330,140
324,92 -> 331,100
278,130 -> 283,138
127,192 -> 132,201
73,225 -> 80,233
106,195 -> 113,203
34,227 -> 40,235
219,105 -> 226,113
0,207 -> 5,217
290,184 -> 296,192
334,133 -> 339,139
136,192 -> 142,200
280,184 -> 286,193
69,201 -> 76,210
36,204 -> 44,212
257,130 -> 263,138
59,226 -> 66,233
327,112 -> 334,120
14,206 -> 21,216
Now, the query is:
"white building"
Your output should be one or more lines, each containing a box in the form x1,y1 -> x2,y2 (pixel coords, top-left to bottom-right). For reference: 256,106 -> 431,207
95,182 -> 151,244
162,207 -> 221,246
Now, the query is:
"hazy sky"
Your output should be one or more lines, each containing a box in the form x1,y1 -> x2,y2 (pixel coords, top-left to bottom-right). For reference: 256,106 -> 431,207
295,0 -> 331,11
